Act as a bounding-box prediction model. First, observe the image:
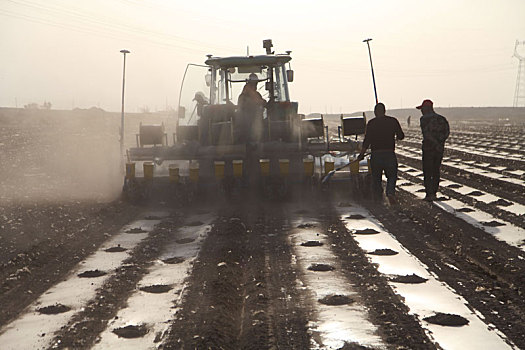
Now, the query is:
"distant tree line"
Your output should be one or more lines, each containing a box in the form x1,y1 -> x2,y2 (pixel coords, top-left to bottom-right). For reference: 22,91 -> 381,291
24,101 -> 52,110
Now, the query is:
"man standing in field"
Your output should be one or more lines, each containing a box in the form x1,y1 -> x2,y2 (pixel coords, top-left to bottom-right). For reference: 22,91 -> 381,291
358,102 -> 405,204
417,99 -> 450,202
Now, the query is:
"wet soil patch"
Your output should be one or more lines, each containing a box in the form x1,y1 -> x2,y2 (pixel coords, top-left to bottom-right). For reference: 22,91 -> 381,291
481,220 -> 506,227
105,246 -> 127,252
77,270 -> 106,278
353,228 -> 380,235
37,303 -> 71,315
307,263 -> 335,272
318,294 -> 354,306
112,324 -> 149,338
389,274 -> 428,284
185,220 -> 203,227
346,214 -> 366,220
176,237 -> 196,244
162,256 -> 185,264
368,248 -> 398,256
423,312 -> 469,327
139,284 -> 172,294
301,240 -> 323,247
297,223 -> 315,228
126,227 -> 147,234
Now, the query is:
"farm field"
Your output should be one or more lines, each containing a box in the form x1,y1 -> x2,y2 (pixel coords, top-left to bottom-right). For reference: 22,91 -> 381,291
0,107 -> 524,349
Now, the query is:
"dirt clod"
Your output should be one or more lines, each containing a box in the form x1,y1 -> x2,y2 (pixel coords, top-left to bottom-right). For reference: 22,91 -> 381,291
77,270 -> 106,278
423,312 -> 469,326
126,227 -> 147,234
307,263 -> 335,272
139,284 -> 172,294
105,246 -> 127,252
481,220 -> 505,227
301,241 -> 323,247
390,274 -> 428,284
368,248 -> 398,256
447,184 -> 462,189
467,190 -> 484,196
37,303 -> 71,315
318,294 -> 354,306
346,214 -> 366,220
353,228 -> 380,235
112,324 -> 149,338
162,257 -> 185,264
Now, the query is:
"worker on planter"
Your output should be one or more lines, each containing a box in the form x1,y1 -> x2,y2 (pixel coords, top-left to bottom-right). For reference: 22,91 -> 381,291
417,99 -> 450,201
358,103 -> 405,204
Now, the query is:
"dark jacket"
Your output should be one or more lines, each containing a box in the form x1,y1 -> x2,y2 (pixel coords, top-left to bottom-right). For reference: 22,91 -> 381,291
420,112 -> 449,152
362,115 -> 405,152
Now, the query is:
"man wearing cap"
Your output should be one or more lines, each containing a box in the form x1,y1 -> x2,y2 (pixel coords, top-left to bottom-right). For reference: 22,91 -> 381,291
358,102 -> 405,204
417,99 -> 450,202
238,73 -> 266,143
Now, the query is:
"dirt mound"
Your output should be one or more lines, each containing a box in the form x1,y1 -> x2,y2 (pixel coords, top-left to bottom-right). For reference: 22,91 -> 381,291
353,228 -> 379,235
423,312 -> 469,326
301,241 -> 323,247
37,303 -> 71,315
162,257 -> 185,264
318,295 -> 354,306
105,246 -> 127,252
308,263 -> 335,272
389,274 -> 428,284
126,227 -> 147,234
139,284 -> 172,294
368,248 -> 398,256
77,270 -> 107,278
112,324 -> 149,338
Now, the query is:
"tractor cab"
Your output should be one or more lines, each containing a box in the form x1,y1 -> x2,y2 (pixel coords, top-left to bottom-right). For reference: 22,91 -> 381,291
177,43 -> 297,146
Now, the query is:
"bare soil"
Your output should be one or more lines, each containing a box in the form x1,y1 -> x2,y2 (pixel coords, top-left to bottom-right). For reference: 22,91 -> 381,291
0,108 -> 524,349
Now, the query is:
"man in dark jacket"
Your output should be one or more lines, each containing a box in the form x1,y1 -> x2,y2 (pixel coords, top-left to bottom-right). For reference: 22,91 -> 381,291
358,103 -> 405,204
417,99 -> 450,201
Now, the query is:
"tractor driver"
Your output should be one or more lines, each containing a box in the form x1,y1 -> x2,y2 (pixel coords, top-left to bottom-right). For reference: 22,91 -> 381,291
238,73 -> 266,143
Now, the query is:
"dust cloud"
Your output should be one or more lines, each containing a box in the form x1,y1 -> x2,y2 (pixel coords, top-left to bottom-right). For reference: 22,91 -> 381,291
0,108 -> 169,204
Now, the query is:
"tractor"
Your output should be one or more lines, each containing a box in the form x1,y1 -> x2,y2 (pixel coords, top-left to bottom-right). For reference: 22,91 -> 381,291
123,39 -> 369,202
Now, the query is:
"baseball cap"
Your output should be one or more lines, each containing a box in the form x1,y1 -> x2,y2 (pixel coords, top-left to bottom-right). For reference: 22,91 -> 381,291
416,99 -> 433,109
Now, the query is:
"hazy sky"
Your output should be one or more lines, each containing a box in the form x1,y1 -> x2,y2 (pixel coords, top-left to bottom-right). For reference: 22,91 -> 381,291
1,0 -> 524,114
